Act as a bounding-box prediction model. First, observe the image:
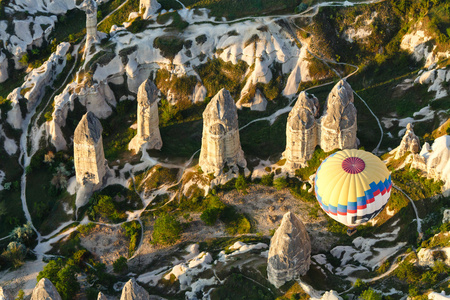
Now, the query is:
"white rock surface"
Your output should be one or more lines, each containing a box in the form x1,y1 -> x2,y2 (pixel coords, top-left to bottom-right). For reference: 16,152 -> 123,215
393,123 -> 420,159
443,209 -> 450,224
429,292 -> 450,299
417,247 -> 450,267
83,0 -> 99,42
120,278 -> 150,300
140,0 -> 161,19
0,287 -> 13,300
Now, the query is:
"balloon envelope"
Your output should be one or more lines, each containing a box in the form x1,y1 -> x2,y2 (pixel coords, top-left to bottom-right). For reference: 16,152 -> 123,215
314,149 -> 391,227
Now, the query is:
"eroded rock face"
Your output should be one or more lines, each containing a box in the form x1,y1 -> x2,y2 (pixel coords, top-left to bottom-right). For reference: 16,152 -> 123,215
74,111 -> 107,191
443,209 -> 450,224
284,92 -> 319,170
394,123 -> 421,159
129,79 -> 162,153
0,52 -> 8,83
0,287 -> 13,300
84,0 -> 98,42
267,212 -> 311,288
140,0 -> 161,19
320,80 -> 357,152
31,278 -> 62,300
97,292 -> 108,300
199,88 -> 246,175
120,278 -> 150,300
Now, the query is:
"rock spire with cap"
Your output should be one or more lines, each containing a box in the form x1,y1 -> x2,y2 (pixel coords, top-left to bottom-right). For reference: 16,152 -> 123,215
120,278 -> 150,300
267,212 -> 311,288
394,123 -> 421,159
129,79 -> 162,153
84,0 -> 98,42
199,88 -> 246,175
284,91 -> 320,170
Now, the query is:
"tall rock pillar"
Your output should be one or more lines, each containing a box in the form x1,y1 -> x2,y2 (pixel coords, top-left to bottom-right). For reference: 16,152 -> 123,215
199,88 -> 246,175
394,123 -> 421,159
140,0 -> 161,19
74,112 -> 107,191
129,79 -> 162,153
283,92 -> 319,171
267,212 -> 311,288
320,79 -> 357,152
84,0 -> 99,42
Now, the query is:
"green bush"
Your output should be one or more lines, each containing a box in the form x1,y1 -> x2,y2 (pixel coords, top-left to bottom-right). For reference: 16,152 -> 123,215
122,221 -> 141,257
200,207 -> 222,225
153,36 -> 184,60
261,173 -> 274,186
113,256 -> 128,273
152,213 -> 182,245
235,175 -> 248,194
273,177 -> 288,190
360,288 -> 382,300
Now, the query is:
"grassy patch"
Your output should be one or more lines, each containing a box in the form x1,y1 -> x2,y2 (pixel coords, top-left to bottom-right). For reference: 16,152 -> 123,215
98,0 -> 140,33
134,165 -> 179,192
153,36 -> 185,60
156,11 -> 189,31
210,272 -> 275,300
155,68 -> 198,104
295,147 -> 339,181
159,119 -> 202,158
196,58 -> 248,100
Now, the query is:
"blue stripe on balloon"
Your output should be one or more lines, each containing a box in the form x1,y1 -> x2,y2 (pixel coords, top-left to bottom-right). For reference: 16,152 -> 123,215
337,204 -> 347,213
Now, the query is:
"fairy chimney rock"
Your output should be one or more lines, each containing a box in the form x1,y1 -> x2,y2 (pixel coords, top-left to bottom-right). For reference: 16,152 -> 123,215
120,278 -> 150,300
284,92 -> 319,171
84,0 -> 98,42
97,292 -> 108,300
74,112 -> 107,189
129,79 -> 162,153
394,123 -> 421,159
320,80 -> 357,152
199,88 -> 246,175
31,278 -> 62,300
140,0 -> 161,19
267,212 -> 311,288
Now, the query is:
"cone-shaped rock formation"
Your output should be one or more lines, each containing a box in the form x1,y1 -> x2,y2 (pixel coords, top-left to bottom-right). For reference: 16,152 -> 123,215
31,278 -> 62,300
284,92 -> 319,170
267,212 -> 311,288
84,0 -> 98,42
199,88 -> 246,175
394,123 -> 421,159
120,278 -> 150,300
129,79 -> 162,153
320,79 -> 357,152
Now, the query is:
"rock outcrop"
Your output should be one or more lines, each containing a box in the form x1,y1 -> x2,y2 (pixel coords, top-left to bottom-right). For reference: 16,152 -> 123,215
31,278 -> 62,300
394,123 -> 421,159
74,112 -> 108,207
267,212 -> 311,288
0,51 -> 8,83
0,287 -> 13,300
199,88 -> 246,176
140,0 -> 161,19
284,92 -> 319,170
84,0 -> 98,42
129,79 -> 162,153
443,209 -> 450,224
120,278 -> 150,300
320,80 -> 358,152
283,80 -> 357,172
97,292 -> 108,300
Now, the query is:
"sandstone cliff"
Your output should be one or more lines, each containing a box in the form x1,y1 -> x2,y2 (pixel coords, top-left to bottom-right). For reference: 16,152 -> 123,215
199,88 -> 246,176
267,212 -> 311,288
284,92 -> 319,170
74,112 -> 108,207
31,278 -> 62,300
120,278 -> 150,300
320,79 -> 358,152
393,123 -> 420,159
129,79 -> 162,153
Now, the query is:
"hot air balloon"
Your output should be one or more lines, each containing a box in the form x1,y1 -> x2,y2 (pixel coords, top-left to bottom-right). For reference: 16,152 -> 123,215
314,149 -> 391,235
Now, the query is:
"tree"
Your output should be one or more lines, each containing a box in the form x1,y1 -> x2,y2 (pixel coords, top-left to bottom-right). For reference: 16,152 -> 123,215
56,265 -> 80,300
360,288 -> 382,300
1,242 -> 27,268
113,256 -> 128,273
152,213 -> 182,245
201,207 -> 221,225
11,223 -> 35,246
235,174 -> 248,194
37,259 -> 63,283
261,173 -> 274,186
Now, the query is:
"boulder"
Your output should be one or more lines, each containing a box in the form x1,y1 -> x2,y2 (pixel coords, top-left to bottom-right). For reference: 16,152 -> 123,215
267,212 -> 311,288
31,278 -> 62,300
120,278 -> 150,300
129,79 -> 162,153
283,92 -> 319,171
97,292 -> 108,300
320,80 -> 357,152
394,123 -> 421,159
443,209 -> 450,224
199,88 -> 246,175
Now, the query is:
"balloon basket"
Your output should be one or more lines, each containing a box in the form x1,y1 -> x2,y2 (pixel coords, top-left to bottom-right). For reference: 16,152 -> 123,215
347,228 -> 357,236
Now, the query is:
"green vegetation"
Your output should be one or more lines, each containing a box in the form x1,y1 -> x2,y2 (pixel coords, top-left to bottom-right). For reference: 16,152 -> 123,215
235,174 -> 248,194
134,165 -> 179,192
122,221 -> 141,257
87,195 -> 127,223
1,242 -> 27,269
210,272 -> 273,299
113,256 -> 128,273
155,69 -> 198,107
37,258 -> 80,300
98,0 -> 140,33
295,147 -> 338,181
152,213 -> 182,245
391,167 -> 443,201
156,11 -> 189,31
196,58 -> 248,100
153,36 -> 185,60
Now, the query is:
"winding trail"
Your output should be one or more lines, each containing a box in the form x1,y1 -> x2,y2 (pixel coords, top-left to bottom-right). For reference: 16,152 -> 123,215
393,185 -> 422,238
